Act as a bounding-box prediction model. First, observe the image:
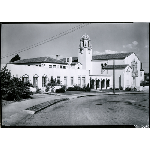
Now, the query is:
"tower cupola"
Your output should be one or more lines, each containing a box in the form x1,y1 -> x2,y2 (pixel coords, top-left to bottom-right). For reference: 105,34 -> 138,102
79,34 -> 92,54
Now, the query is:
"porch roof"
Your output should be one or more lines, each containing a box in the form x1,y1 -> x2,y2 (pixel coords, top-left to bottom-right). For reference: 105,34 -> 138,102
103,65 -> 129,69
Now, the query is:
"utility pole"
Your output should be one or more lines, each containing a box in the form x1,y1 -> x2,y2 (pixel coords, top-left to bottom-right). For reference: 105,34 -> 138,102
113,59 -> 115,94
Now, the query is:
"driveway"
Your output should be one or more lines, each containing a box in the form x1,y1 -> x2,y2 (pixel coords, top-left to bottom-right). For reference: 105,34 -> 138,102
16,93 -> 149,126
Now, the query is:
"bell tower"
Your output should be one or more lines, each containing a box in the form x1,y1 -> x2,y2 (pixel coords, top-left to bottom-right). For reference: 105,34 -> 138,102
78,34 -> 92,71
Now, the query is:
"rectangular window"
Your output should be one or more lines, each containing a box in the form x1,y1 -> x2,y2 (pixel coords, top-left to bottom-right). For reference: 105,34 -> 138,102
57,76 -> 60,84
64,76 -> 67,85
33,77 -> 38,87
67,58 -> 69,62
82,77 -> 85,86
78,77 -> 81,86
42,77 -> 47,87
49,65 -> 52,68
60,65 -> 62,69
71,77 -> 73,85
53,65 -> 56,68
63,66 -> 66,69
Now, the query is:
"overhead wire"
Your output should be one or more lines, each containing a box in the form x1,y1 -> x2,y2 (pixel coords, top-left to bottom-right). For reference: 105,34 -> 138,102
1,23 -> 91,59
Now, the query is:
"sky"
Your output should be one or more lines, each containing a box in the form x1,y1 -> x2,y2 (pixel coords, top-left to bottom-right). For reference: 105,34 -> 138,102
1,23 -> 149,72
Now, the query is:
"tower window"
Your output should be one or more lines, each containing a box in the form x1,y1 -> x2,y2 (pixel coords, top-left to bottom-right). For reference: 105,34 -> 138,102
67,58 -> 69,62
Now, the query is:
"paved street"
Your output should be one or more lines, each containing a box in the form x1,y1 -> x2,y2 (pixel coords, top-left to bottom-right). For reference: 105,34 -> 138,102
17,93 -> 149,126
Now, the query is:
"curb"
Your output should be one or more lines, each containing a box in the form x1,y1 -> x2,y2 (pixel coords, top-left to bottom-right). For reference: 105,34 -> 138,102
25,98 -> 69,114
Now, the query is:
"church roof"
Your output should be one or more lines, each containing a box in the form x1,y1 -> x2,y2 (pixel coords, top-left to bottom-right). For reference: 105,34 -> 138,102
92,52 -> 133,60
103,65 -> 129,69
11,57 -> 67,64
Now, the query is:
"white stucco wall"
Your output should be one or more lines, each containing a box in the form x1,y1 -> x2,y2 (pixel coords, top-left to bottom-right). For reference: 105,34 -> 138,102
107,59 -> 125,65
5,64 -> 89,90
91,60 -> 107,75
106,69 -> 125,89
78,47 -> 92,71
125,53 -> 141,88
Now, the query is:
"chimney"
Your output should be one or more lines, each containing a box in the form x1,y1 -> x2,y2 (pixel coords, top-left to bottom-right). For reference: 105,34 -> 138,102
56,55 -> 60,60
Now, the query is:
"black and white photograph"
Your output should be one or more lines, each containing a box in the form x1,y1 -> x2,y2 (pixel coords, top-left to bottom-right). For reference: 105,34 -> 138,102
1,23 -> 149,127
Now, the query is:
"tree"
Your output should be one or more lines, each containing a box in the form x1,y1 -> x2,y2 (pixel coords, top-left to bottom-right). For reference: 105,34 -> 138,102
10,54 -> 21,62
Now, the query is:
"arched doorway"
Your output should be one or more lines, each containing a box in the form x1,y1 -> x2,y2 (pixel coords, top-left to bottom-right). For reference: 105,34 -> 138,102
90,79 -> 95,89
101,79 -> 105,89
96,79 -> 100,89
106,79 -> 110,89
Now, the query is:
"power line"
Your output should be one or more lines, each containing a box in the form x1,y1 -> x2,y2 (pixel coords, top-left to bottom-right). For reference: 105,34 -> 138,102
1,23 -> 91,59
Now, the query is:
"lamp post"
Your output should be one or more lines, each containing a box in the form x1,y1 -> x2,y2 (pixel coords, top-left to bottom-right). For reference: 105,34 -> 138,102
113,59 -> 115,94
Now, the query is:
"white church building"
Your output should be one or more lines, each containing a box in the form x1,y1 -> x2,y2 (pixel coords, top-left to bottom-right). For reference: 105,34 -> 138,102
4,34 -> 144,91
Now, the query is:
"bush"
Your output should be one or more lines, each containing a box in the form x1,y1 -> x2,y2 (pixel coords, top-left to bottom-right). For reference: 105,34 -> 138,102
125,87 -> 131,91
1,65 -> 33,101
140,81 -> 146,86
45,85 -> 50,92
36,87 -> 42,93
67,84 -> 91,92
120,86 -> 123,90
56,88 -> 65,93
131,87 -> 137,91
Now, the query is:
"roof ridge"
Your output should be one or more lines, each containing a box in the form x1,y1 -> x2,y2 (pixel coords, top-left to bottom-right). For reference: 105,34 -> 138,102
93,52 -> 133,56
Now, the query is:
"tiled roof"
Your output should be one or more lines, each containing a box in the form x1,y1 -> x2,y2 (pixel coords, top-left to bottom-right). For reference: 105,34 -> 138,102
103,65 -> 129,69
60,58 -> 66,62
92,52 -> 133,60
11,57 -> 67,64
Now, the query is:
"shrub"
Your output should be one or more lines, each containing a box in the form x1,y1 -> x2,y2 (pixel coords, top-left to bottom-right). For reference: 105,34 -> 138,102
1,65 -> 33,101
125,87 -> 131,91
36,87 -> 42,93
131,87 -> 137,91
120,86 -> 123,90
45,85 -> 50,92
56,88 -> 65,93
67,84 -> 91,92
140,81 -> 146,86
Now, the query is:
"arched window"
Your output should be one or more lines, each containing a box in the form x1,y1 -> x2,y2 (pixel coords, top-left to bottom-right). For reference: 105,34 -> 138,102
42,75 -> 47,87
22,74 -> 29,83
33,74 -> 39,87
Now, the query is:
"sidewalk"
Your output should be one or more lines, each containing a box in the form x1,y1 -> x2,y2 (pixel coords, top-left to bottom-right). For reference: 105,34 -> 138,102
2,93 -> 97,126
